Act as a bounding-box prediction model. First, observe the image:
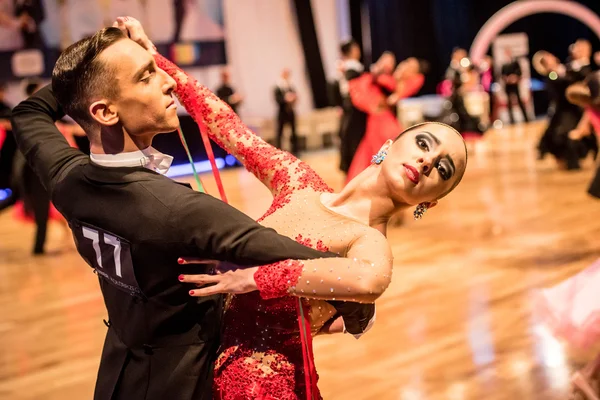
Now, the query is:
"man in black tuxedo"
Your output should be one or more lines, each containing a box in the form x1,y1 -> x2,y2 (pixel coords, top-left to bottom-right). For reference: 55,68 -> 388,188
337,39 -> 366,174
215,68 -> 242,114
501,47 -> 528,125
566,39 -> 593,81
274,68 -> 298,154
14,0 -> 45,49
12,21 -> 373,400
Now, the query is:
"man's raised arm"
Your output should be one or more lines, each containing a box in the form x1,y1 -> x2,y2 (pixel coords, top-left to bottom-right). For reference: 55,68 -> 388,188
11,84 -> 86,194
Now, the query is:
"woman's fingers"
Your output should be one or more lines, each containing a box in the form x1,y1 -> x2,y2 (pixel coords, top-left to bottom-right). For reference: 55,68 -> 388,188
178,257 -> 219,265
179,273 -> 221,284
188,284 -> 226,297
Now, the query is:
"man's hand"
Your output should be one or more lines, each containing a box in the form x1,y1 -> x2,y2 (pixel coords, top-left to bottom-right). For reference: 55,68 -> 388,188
229,93 -> 243,105
285,92 -> 296,103
178,258 -> 258,297
317,316 -> 344,335
569,129 -> 587,141
113,16 -> 156,55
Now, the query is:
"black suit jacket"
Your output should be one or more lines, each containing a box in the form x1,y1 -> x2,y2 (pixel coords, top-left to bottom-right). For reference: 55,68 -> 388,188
327,79 -> 344,108
215,84 -> 238,114
12,85 -> 375,399
501,60 -> 522,79
274,85 -> 295,119
11,86 -> 343,400
338,68 -> 368,173
566,62 -> 593,83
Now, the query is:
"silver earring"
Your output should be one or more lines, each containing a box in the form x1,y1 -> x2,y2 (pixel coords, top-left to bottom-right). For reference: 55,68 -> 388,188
371,149 -> 387,165
414,203 -> 427,220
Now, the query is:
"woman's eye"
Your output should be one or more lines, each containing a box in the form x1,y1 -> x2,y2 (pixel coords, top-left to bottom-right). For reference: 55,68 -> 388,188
437,165 -> 449,180
417,139 -> 429,151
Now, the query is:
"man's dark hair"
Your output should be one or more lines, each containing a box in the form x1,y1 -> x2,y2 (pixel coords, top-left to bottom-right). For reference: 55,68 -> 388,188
340,39 -> 358,57
52,27 -> 126,132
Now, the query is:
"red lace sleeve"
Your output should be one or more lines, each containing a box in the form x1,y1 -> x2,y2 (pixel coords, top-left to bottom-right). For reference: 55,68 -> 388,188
154,53 -> 330,199
253,228 -> 393,303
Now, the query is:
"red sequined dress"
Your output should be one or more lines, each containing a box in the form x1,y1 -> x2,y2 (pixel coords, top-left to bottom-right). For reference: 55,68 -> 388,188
155,54 -> 394,400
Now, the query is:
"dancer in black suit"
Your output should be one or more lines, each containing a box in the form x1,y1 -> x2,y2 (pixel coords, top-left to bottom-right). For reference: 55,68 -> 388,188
274,68 -> 298,154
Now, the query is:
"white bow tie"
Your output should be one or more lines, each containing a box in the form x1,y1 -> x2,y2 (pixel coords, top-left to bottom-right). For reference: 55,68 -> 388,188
142,153 -> 174,175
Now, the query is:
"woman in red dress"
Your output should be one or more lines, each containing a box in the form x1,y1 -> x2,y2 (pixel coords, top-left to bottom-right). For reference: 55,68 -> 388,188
345,56 -> 426,183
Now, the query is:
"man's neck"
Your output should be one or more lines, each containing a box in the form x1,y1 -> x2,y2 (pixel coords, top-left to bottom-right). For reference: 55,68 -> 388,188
91,129 -> 154,155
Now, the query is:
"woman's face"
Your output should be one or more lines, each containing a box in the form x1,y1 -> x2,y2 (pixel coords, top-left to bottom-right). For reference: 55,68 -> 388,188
377,53 -> 396,74
395,58 -> 419,79
380,123 -> 467,205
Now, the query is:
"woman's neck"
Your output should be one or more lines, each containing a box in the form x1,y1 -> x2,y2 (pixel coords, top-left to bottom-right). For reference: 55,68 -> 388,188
323,166 -> 407,229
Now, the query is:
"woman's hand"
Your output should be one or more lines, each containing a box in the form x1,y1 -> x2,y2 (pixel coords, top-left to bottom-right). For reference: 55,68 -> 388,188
112,16 -> 156,55
178,258 -> 259,297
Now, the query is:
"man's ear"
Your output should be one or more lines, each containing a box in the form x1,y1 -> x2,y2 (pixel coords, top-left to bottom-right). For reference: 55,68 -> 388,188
89,100 -> 119,126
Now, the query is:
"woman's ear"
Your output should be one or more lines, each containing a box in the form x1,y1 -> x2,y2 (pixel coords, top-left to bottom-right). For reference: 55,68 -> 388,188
426,200 -> 438,209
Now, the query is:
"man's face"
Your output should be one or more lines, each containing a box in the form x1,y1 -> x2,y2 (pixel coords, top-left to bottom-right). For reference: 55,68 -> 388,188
350,43 -> 361,60
574,40 -> 592,60
221,70 -> 230,84
98,39 -> 179,137
453,49 -> 467,62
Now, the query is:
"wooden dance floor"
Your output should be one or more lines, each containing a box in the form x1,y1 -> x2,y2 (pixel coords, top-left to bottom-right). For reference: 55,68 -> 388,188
1,121 -> 600,399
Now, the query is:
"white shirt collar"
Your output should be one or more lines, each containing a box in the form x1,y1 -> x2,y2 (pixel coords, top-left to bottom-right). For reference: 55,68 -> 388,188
90,146 -> 174,175
343,59 -> 364,73
278,78 -> 292,90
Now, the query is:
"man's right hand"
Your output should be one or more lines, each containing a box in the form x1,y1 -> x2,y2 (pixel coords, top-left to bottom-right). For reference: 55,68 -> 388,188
113,16 -> 156,55
569,129 -> 587,141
